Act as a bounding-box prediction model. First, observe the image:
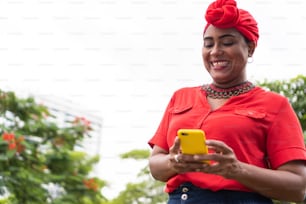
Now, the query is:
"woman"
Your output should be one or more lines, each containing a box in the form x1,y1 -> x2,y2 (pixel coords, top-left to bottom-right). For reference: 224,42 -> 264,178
148,0 -> 306,203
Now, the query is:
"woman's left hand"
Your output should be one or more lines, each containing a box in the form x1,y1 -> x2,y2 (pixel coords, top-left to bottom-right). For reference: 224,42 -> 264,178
195,139 -> 243,179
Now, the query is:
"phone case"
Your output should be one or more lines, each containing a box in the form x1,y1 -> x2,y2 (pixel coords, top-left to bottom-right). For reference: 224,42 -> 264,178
177,129 -> 208,155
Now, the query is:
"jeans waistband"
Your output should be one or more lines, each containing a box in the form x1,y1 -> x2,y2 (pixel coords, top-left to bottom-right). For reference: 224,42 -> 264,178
168,182 -> 273,204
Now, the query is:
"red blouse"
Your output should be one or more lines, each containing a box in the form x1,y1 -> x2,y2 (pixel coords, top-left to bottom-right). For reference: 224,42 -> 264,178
148,86 -> 306,193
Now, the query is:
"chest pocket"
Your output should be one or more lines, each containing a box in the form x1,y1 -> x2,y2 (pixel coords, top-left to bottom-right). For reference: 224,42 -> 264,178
170,104 -> 208,129
171,104 -> 193,114
235,109 -> 266,119
169,104 -> 197,129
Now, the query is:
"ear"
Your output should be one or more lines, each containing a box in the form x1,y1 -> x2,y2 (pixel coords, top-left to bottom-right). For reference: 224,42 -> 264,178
247,41 -> 256,57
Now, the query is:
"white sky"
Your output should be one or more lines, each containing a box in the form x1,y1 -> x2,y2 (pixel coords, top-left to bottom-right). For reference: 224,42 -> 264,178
0,0 -> 306,199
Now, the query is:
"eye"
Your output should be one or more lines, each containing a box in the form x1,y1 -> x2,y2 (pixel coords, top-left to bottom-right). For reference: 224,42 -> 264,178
223,41 -> 234,46
221,37 -> 235,46
203,41 -> 214,48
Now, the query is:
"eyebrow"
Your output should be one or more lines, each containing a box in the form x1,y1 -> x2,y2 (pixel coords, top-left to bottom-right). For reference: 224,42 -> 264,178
203,34 -> 236,41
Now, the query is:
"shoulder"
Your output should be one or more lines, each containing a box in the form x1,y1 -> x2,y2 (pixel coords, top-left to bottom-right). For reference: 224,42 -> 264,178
168,86 -> 203,106
172,86 -> 202,96
251,86 -> 291,108
253,86 -> 288,101
171,86 -> 202,100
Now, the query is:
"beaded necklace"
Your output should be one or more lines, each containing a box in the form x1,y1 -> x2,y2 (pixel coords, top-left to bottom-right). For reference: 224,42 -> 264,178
202,81 -> 255,99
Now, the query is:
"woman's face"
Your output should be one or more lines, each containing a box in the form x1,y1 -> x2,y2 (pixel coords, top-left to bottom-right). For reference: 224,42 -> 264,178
202,25 -> 255,87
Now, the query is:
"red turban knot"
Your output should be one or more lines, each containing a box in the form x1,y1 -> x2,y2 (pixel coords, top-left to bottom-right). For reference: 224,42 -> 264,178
204,0 -> 259,46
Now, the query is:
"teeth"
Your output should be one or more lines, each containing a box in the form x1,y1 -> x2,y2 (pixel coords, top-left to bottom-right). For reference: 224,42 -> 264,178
212,61 -> 228,67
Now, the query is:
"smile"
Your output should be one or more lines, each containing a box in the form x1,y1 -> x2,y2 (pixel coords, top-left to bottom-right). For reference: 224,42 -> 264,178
211,60 -> 229,68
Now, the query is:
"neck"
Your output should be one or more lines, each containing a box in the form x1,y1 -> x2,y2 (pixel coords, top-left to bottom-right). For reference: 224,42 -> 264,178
213,80 -> 248,89
212,75 -> 247,89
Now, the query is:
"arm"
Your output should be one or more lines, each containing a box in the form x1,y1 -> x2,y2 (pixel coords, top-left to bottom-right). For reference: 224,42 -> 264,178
149,145 -> 176,182
235,160 -> 306,202
150,138 -> 306,202
198,140 -> 306,202
149,137 -> 202,182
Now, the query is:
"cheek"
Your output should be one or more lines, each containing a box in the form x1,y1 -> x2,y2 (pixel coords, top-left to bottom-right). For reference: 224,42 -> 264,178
237,53 -> 248,65
201,49 -> 208,62
230,49 -> 248,65
236,48 -> 249,62
202,50 -> 210,68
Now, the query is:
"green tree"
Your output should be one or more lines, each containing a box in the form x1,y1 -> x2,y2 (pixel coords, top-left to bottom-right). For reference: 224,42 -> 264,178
0,89 -> 107,204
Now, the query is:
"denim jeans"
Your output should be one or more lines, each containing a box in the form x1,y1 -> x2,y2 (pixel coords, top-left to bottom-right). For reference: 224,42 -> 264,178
168,183 -> 273,204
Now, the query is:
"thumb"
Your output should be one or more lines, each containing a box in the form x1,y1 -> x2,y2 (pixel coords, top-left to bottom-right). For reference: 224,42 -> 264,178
171,136 -> 181,154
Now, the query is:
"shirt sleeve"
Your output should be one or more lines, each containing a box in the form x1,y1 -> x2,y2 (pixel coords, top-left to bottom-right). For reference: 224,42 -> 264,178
266,97 -> 306,169
148,96 -> 174,151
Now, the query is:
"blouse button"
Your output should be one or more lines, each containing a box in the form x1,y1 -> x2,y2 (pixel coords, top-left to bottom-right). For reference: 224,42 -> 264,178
248,111 -> 254,115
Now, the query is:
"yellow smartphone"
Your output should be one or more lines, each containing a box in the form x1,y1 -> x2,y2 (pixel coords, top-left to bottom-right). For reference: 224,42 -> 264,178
177,129 -> 208,155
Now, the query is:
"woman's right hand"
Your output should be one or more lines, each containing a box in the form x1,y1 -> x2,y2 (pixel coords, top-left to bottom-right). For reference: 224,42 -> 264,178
149,136 -> 209,182
169,137 -> 210,174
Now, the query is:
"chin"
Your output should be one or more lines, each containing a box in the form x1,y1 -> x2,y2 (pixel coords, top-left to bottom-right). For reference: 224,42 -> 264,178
210,76 -> 229,83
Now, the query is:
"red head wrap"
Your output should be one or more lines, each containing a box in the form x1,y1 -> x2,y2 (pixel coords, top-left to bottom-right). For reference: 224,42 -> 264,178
204,0 -> 259,46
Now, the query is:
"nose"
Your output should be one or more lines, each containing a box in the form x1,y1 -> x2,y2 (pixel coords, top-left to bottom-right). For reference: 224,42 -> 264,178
210,44 -> 224,56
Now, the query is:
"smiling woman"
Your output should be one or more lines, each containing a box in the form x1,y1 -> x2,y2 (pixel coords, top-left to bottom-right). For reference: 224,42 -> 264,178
0,0 -> 306,200
148,0 -> 306,203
